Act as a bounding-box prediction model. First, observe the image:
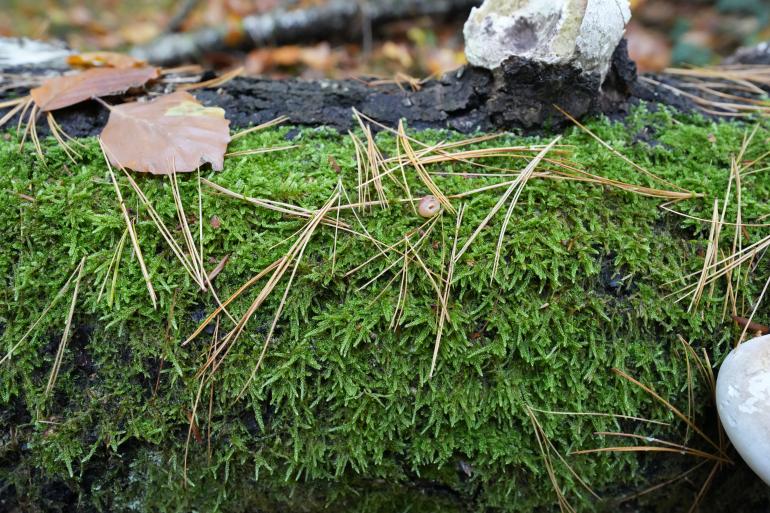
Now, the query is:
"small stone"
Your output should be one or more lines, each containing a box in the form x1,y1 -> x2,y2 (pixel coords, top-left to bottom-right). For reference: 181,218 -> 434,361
716,334 -> 770,485
463,0 -> 631,81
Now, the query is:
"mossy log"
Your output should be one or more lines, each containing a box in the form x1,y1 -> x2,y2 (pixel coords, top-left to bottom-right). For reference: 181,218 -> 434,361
2,105 -> 770,511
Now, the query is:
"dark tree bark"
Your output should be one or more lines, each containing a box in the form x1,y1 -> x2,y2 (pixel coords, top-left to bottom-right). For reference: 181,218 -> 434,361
3,40 -> 766,139
0,40 -> 644,138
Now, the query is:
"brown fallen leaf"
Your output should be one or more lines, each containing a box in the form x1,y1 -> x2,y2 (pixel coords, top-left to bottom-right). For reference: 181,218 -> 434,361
67,52 -> 147,69
31,67 -> 159,112
100,91 -> 231,174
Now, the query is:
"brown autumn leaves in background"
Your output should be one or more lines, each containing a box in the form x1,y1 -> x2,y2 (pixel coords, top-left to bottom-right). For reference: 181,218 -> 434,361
23,53 -> 232,174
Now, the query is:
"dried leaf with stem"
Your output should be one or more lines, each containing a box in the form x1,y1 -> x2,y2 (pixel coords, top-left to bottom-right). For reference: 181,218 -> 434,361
30,66 -> 159,112
99,92 -> 230,174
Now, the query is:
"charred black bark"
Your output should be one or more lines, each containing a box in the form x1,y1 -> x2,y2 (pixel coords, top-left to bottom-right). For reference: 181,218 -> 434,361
1,40 -> 650,138
6,39 -> 765,138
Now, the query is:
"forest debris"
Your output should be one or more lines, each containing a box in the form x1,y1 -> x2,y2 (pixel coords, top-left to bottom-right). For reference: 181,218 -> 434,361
732,315 -> 769,336
45,257 -> 87,397
207,255 -> 230,283
67,52 -> 148,69
101,140 -> 158,309
30,66 -> 159,111
131,0 -> 481,66
100,91 -> 230,174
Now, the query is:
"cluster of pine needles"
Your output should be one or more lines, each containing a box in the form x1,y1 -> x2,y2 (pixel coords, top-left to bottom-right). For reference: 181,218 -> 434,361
645,64 -> 770,118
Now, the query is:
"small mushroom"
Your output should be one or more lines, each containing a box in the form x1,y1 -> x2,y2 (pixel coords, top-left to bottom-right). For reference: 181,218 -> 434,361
716,333 -> 770,485
418,195 -> 441,218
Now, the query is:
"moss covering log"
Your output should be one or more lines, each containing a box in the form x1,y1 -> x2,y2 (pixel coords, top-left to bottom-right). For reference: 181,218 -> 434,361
1,106 -> 770,512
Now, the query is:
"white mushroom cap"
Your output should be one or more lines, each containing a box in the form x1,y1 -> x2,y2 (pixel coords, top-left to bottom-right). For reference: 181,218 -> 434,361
716,334 -> 770,485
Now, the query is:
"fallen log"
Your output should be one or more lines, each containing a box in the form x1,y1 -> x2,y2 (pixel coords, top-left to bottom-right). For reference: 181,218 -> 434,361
2,39 -> 769,139
131,0 -> 482,66
1,39 -> 640,137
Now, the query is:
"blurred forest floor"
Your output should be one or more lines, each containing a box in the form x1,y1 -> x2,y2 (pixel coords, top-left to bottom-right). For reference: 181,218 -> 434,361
1,0 -> 769,78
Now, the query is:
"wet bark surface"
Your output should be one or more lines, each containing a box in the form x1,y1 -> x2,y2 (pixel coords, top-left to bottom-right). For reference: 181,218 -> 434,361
4,37 -> 770,143
0,40 -> 716,138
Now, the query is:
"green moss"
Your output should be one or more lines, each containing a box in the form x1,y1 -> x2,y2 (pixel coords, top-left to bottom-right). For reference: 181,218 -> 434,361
2,105 -> 770,512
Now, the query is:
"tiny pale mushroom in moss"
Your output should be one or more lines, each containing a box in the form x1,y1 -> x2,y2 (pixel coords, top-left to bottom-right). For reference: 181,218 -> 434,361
418,195 -> 441,218
716,334 -> 770,485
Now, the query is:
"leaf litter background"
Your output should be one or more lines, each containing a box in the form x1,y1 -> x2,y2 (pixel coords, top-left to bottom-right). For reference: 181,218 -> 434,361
2,0 -> 769,78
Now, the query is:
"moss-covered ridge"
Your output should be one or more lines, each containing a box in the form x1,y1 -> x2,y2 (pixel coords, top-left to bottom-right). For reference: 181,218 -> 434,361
1,106 -> 770,512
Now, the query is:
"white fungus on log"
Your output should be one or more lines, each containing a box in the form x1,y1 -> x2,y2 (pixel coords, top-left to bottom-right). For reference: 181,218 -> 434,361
716,334 -> 770,485
463,0 -> 631,82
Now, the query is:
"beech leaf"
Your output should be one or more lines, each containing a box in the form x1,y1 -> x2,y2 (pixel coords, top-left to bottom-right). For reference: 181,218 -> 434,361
30,66 -> 159,111
100,91 -> 231,174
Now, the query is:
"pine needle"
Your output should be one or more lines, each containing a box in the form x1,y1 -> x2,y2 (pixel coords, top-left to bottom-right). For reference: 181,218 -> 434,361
612,368 -> 726,458
398,120 -> 455,214
231,115 -> 290,140
0,96 -> 30,129
1,260 -> 83,366
100,139 -> 158,309
525,406 -> 578,513
225,145 -> 298,158
430,204 -> 464,378
454,136 -> 561,264
555,105 -> 688,193
572,432 -> 730,463
45,256 -> 86,397
236,186 -> 341,398
97,227 -> 129,305
179,66 -> 243,91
